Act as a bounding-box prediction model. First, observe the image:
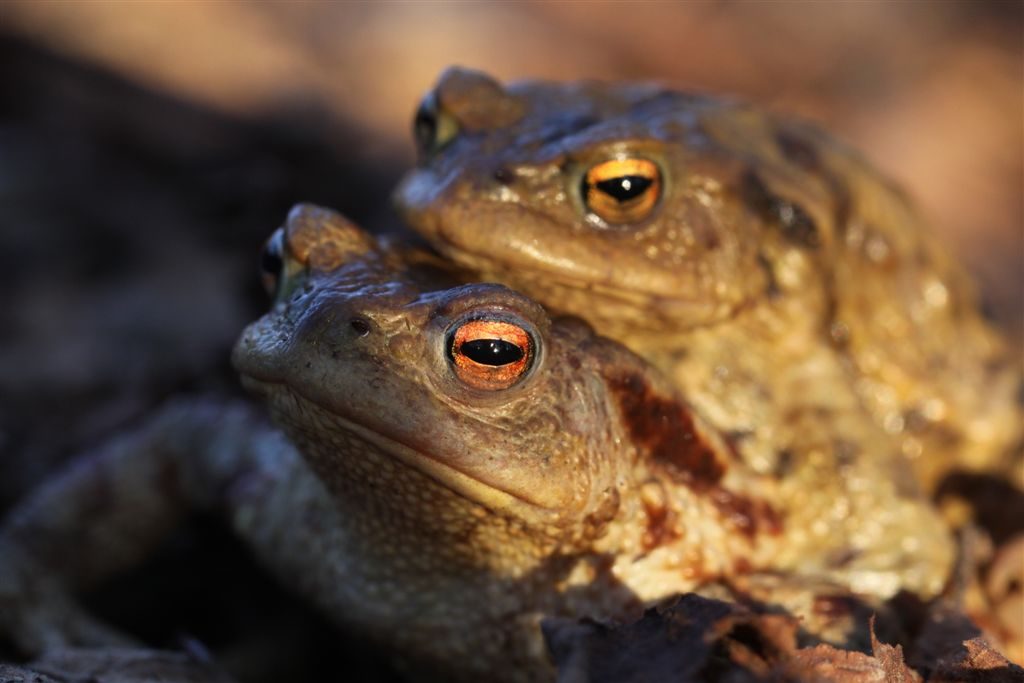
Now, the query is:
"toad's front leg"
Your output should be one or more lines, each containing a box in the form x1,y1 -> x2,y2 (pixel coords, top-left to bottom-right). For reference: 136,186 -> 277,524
0,398 -> 291,656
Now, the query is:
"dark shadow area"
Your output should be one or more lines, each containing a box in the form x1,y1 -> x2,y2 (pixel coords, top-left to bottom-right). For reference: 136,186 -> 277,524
0,33 -> 409,506
0,33 -> 413,683
936,471 -> 1024,547
77,516 -> 405,683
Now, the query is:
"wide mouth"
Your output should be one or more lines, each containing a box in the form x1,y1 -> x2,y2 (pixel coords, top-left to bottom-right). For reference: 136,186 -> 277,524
240,374 -> 567,524
406,198 -> 758,321
425,234 -> 753,332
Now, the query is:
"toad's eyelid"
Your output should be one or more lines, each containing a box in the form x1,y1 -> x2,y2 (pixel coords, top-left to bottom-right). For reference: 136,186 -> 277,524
588,158 -> 658,182
457,320 -> 531,346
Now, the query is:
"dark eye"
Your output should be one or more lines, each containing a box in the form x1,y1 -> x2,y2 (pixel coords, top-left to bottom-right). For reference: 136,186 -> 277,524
582,158 -> 662,225
260,229 -> 285,296
414,99 -> 437,158
413,92 -> 460,160
446,318 -> 534,390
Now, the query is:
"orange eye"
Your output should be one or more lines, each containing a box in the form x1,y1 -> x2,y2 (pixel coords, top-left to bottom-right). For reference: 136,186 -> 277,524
582,158 -> 661,225
446,319 -> 534,391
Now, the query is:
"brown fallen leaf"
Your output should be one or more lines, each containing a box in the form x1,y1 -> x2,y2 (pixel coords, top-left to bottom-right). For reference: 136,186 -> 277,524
930,638 -> 1024,682
546,592 -> 1023,682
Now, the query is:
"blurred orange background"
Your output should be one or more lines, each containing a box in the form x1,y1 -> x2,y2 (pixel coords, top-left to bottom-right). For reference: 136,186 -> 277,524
4,0 -> 1020,331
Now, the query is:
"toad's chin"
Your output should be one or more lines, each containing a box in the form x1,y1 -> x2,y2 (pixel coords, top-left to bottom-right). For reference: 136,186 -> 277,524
411,217 -> 756,334
433,241 -> 754,334
239,374 -> 568,525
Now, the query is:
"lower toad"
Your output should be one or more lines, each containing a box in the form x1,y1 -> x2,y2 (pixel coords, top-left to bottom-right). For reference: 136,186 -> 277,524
0,206 -> 955,681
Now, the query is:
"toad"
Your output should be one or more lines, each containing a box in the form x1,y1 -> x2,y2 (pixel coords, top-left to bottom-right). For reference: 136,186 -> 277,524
0,206 -> 954,681
395,68 -> 1022,492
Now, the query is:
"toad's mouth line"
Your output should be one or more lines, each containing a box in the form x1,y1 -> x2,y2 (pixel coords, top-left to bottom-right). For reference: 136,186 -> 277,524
240,375 -> 565,522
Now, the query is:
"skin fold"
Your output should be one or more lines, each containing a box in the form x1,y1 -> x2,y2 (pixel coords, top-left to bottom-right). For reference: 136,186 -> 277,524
0,206 -> 955,681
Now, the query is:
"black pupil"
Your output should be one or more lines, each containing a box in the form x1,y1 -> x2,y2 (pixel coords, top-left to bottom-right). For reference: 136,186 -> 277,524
594,175 -> 652,203
460,339 -> 523,366
260,236 -> 283,277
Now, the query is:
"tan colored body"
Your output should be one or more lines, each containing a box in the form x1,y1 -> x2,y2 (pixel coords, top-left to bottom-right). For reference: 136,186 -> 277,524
232,207 -> 953,679
396,69 -> 1022,492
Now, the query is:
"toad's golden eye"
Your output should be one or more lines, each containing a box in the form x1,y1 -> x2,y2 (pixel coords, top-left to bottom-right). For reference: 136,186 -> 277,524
446,319 -> 534,391
581,158 -> 662,225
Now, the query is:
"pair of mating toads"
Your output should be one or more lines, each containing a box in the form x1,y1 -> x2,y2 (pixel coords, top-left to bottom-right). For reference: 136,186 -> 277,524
1,69 -> 1021,682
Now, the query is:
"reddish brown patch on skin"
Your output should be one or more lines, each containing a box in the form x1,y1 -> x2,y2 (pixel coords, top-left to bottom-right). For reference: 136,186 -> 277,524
609,373 -> 725,491
641,495 -> 681,552
710,487 -> 783,540
582,487 -> 621,540
722,429 -> 756,466
812,594 -> 857,619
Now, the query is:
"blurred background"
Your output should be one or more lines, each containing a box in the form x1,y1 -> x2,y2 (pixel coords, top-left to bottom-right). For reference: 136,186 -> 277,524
0,1 -> 1020,679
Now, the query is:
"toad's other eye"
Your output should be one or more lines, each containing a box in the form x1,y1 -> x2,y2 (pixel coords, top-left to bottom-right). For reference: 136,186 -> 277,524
413,92 -> 460,160
581,158 -> 662,225
260,229 -> 286,297
446,319 -> 534,391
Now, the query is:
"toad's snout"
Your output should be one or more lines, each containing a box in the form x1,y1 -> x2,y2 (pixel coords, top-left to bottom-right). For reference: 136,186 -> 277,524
299,292 -> 419,368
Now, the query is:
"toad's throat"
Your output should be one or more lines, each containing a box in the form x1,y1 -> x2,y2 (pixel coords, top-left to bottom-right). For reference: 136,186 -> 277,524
244,375 -> 567,523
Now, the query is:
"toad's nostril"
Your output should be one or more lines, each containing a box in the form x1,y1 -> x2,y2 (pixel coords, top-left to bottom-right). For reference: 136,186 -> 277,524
349,317 -> 371,337
493,166 -> 515,185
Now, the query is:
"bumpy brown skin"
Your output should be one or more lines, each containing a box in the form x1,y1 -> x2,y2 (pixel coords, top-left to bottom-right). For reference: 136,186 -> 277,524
395,68 -> 1022,492
232,207 -> 953,677
0,206 -> 954,682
